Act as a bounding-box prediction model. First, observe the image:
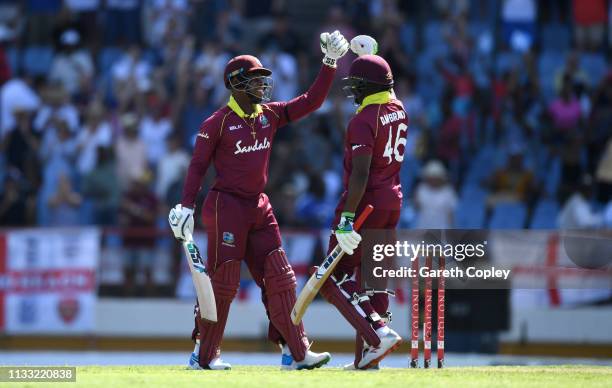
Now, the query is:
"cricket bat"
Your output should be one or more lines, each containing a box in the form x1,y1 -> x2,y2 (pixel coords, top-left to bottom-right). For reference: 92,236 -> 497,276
291,205 -> 374,325
183,233 -> 217,323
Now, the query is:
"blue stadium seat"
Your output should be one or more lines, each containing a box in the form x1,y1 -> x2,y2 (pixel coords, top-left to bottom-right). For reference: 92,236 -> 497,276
454,194 -> 486,229
400,23 -> 417,53
464,144 -> 497,184
460,183 -> 488,204
529,199 -> 559,229
495,51 -> 521,75
22,46 -> 54,76
488,202 -> 527,229
581,53 -> 608,85
544,156 -> 562,197
541,23 -> 571,51
400,155 -> 421,199
424,21 -> 443,47
416,51 -> 444,102
468,22 -> 490,38
538,51 -> 564,101
97,46 -> 123,73
6,46 -> 19,75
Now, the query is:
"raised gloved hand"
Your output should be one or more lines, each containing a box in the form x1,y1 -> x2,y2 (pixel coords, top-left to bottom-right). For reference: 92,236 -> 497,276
168,204 -> 194,242
334,212 -> 362,255
320,30 -> 349,68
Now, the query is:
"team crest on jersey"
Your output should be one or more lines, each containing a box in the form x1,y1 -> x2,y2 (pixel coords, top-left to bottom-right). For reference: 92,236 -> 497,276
222,232 -> 235,247
259,114 -> 270,128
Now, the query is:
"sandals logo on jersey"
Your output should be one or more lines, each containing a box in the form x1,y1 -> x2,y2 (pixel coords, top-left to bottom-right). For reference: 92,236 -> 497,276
259,114 -> 270,128
234,137 -> 271,155
222,232 -> 236,247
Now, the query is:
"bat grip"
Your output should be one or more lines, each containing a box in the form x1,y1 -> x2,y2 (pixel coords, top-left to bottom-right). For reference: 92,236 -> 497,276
353,205 -> 374,231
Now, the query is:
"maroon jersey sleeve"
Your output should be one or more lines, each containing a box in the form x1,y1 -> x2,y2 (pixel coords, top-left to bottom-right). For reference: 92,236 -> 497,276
180,112 -> 225,208
266,64 -> 336,127
347,114 -> 376,157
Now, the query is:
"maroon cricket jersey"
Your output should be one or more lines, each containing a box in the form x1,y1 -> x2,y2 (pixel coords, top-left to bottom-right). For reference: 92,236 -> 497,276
342,95 -> 408,210
181,64 -> 336,207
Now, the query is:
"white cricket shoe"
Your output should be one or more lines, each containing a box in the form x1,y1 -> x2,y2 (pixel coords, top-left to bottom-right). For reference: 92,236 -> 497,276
280,344 -> 331,371
357,328 -> 402,370
188,352 -> 231,370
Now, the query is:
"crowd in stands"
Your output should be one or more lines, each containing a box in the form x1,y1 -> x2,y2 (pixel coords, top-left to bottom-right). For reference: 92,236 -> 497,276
1,0 -> 611,233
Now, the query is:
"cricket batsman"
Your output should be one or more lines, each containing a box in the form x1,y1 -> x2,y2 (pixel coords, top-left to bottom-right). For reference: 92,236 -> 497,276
168,31 -> 349,370
318,47 -> 408,370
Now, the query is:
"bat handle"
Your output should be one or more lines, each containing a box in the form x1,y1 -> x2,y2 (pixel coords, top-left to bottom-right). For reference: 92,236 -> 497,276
354,205 -> 374,231
184,232 -> 193,243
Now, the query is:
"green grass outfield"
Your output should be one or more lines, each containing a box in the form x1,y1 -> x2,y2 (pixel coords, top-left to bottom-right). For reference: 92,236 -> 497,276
6,366 -> 612,388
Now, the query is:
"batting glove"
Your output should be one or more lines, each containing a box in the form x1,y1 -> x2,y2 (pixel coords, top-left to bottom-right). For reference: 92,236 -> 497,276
320,30 -> 349,68
168,204 -> 194,242
334,211 -> 362,255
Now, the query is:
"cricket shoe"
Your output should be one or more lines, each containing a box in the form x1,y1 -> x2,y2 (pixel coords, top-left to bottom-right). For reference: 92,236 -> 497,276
280,344 -> 331,370
188,352 -> 231,370
357,327 -> 402,370
343,362 -> 379,371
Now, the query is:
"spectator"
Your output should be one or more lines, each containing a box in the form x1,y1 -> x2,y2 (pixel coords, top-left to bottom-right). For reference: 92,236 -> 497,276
485,146 -> 535,206
155,135 -> 189,201
1,78 -> 40,137
139,93 -> 172,166
573,0 -> 608,51
82,146 -> 120,225
414,160 -> 458,229
0,170 -> 31,226
1,107 -> 41,182
558,175 -> 602,228
295,173 -> 335,228
436,90 -> 475,173
119,171 -> 159,296
377,25 -> 412,81
144,0 -> 189,47
260,48 -> 298,103
47,173 -> 82,226
179,82 -> 214,148
48,28 -> 94,96
39,118 -> 78,166
34,84 -> 80,133
319,6 -> 356,77
548,75 -> 582,134
554,52 -> 589,96
116,113 -> 148,189
76,101 -> 113,175
193,41 -> 231,106
111,45 -> 152,110
215,1 -> 245,52
258,13 -> 304,55
396,76 -> 426,129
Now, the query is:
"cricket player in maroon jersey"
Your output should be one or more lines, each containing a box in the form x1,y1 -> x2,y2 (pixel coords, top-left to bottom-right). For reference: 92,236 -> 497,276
168,31 -> 349,370
317,54 -> 408,370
